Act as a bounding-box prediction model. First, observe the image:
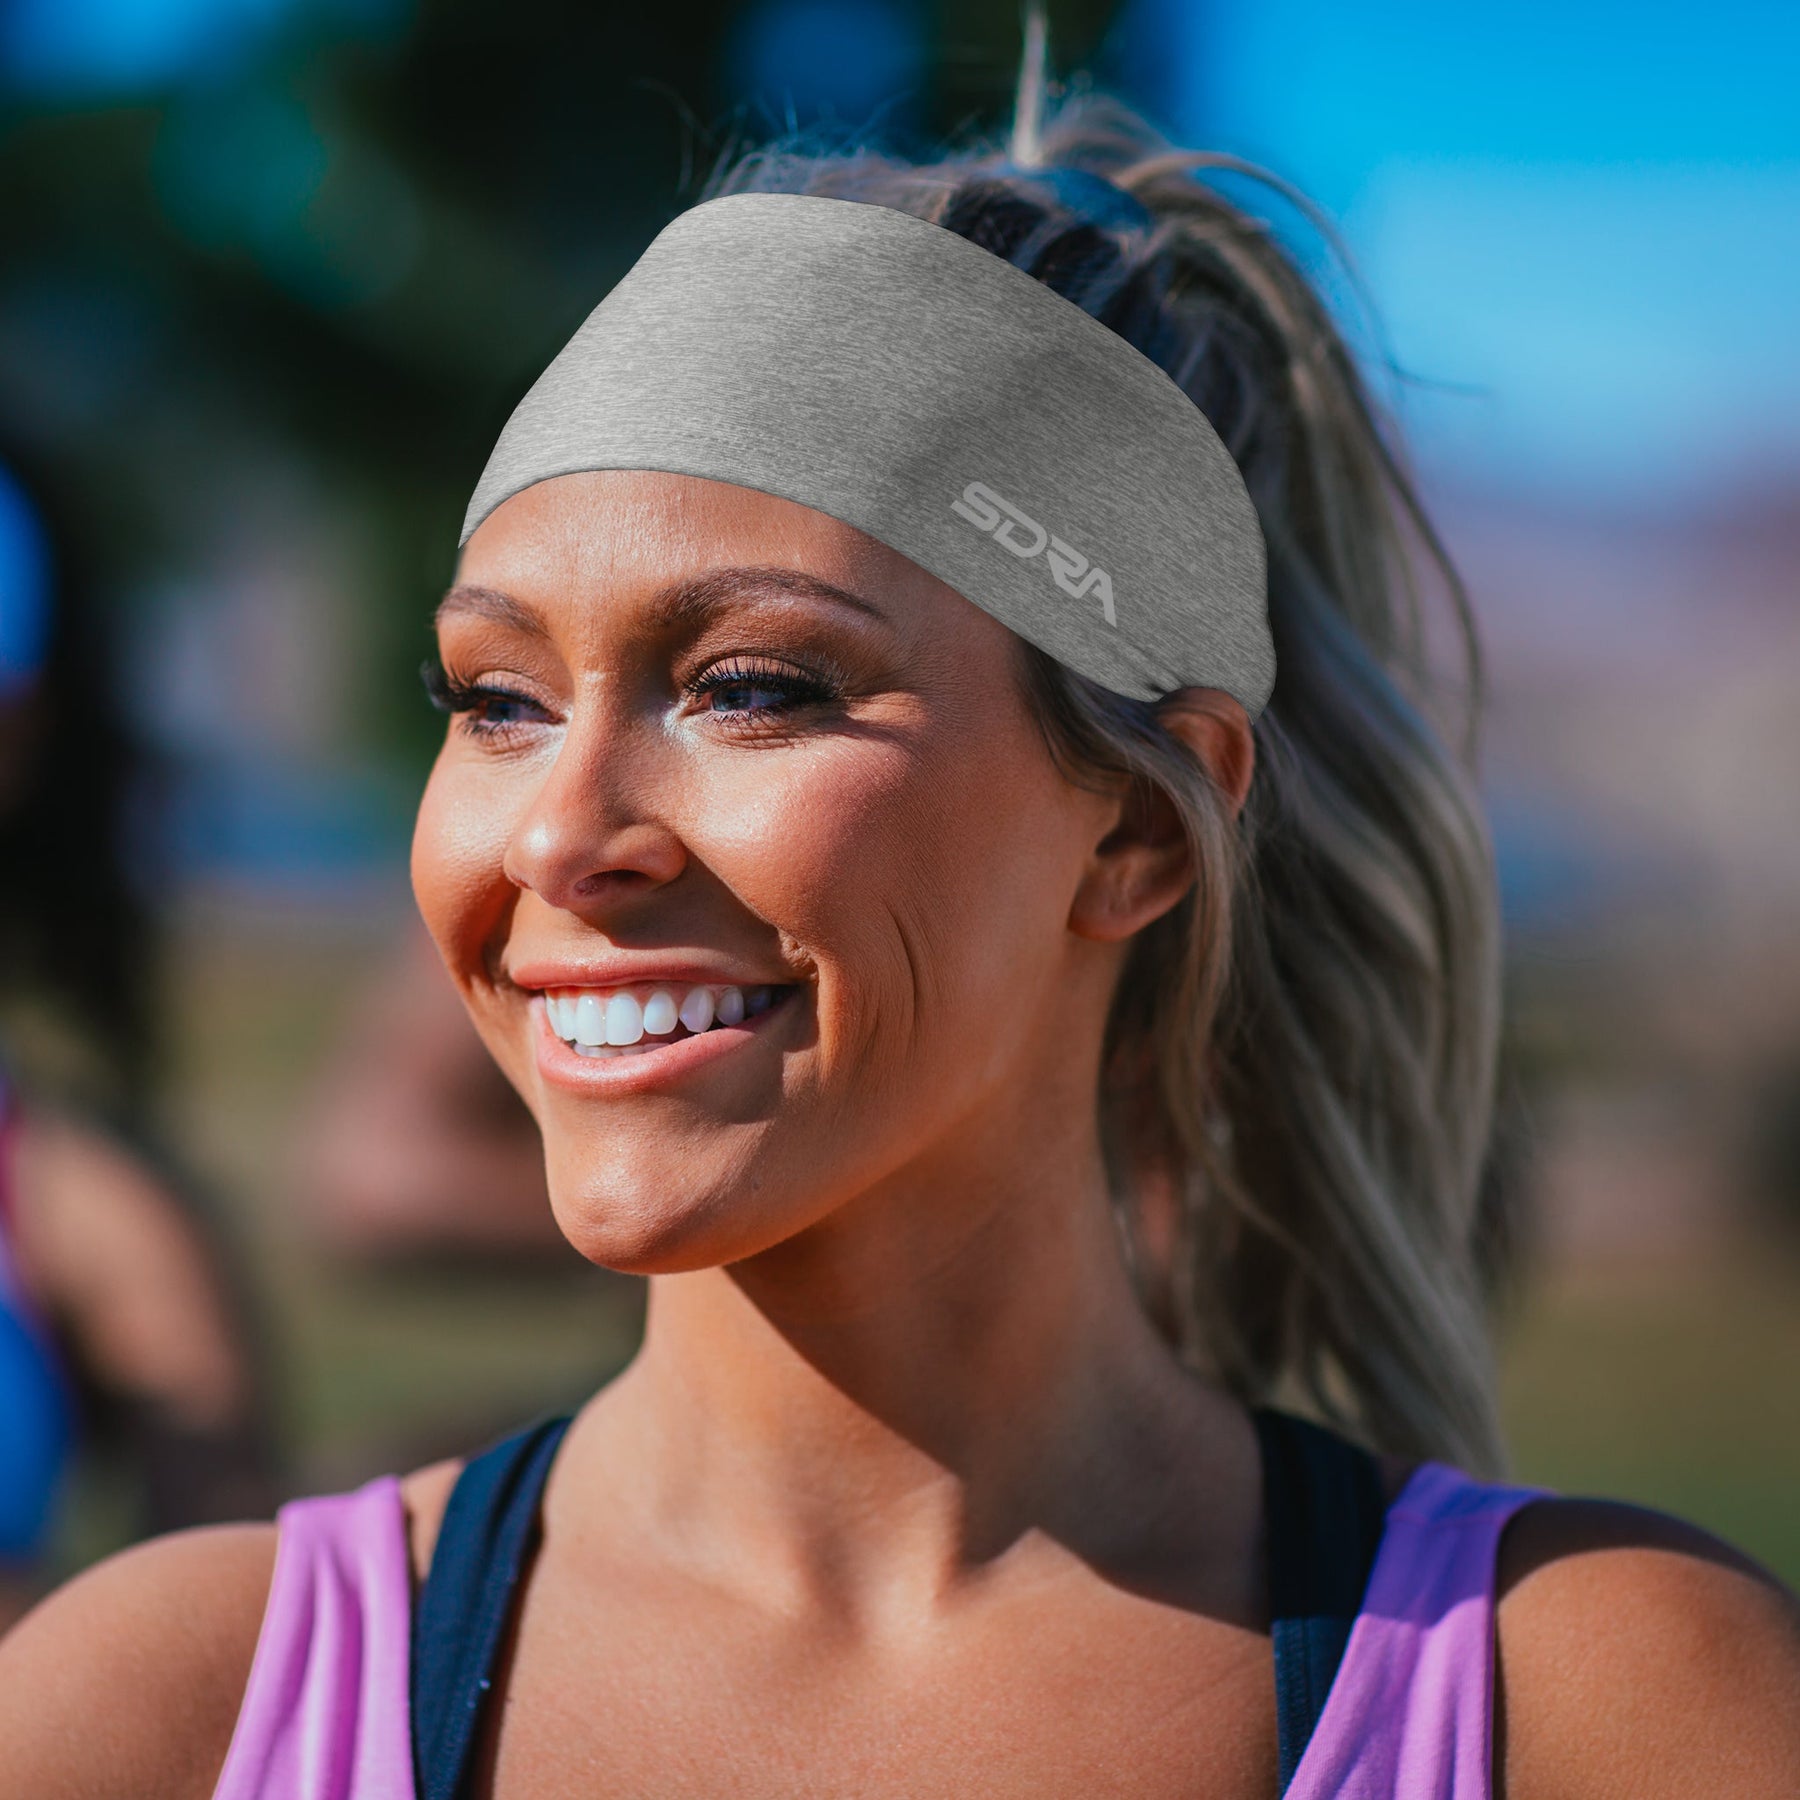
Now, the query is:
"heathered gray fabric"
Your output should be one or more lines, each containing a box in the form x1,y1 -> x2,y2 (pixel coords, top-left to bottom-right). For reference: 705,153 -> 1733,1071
462,192 -> 1274,712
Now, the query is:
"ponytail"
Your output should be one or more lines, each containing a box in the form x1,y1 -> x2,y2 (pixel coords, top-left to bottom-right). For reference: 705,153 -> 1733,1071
705,78 -> 1507,1474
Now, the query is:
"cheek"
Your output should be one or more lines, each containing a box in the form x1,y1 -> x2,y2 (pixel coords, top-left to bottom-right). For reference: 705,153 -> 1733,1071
410,749 -> 520,980
701,722 -> 1079,1073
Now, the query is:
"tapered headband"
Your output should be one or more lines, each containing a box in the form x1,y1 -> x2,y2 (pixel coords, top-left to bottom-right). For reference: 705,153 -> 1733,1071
462,191 -> 1274,713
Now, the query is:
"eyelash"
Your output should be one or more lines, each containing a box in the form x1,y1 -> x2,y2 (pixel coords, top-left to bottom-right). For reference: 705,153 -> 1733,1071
420,655 -> 843,740
421,661 -> 546,739
681,656 -> 841,722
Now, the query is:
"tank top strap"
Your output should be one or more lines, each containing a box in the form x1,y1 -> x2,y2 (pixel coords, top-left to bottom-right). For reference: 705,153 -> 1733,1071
1284,1462 -> 1549,1800
410,1415 -> 573,1800
212,1476 -> 416,1800
1252,1407 -> 1390,1791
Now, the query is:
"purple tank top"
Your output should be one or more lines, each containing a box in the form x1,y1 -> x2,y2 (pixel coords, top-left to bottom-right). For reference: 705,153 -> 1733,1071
212,1478 -> 414,1799
212,1461 -> 1543,1799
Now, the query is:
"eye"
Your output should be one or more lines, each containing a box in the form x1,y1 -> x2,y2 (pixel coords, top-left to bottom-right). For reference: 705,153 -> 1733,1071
422,659 -> 553,739
683,656 -> 840,722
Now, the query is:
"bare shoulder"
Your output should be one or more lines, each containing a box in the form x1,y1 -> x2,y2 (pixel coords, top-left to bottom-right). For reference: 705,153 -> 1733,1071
400,1456 -> 465,1582
1495,1496 -> 1800,1800
0,1521 -> 277,1799
0,1457 -> 474,1797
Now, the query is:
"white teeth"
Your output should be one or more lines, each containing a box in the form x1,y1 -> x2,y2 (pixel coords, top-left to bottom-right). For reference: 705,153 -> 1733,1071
546,980 -> 775,1048
605,991 -> 645,1046
573,993 -> 607,1047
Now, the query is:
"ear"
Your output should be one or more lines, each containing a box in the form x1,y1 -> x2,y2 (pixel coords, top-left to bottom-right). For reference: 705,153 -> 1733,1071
1067,687 -> 1254,945
1157,687 -> 1255,816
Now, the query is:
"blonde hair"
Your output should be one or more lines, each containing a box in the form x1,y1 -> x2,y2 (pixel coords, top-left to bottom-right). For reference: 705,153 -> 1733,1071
703,56 -> 1507,1475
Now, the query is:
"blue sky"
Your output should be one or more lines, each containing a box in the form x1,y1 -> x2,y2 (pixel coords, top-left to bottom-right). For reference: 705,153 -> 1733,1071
7,0 -> 1797,508
1109,0 -> 1800,506
0,0 -> 402,89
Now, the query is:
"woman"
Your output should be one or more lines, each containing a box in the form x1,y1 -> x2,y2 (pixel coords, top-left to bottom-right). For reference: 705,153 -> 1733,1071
0,1075 -> 72,1626
3,82 -> 1797,1800
0,450 -> 277,1631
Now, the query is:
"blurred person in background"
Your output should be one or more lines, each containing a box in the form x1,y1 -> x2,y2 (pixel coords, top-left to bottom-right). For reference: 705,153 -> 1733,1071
0,447 -> 278,1630
4,39 -> 1799,1800
0,1077 -> 67,1629
298,919 -> 564,1262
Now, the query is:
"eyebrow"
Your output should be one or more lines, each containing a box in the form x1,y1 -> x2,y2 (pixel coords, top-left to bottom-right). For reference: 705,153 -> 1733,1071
434,584 -> 551,639
643,565 -> 890,631
434,565 -> 890,638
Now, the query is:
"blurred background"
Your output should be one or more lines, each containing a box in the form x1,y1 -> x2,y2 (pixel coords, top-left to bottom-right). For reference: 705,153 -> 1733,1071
0,0 -> 1795,1600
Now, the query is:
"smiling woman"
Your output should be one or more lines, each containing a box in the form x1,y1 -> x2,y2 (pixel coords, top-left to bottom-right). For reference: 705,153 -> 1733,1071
413,473 -> 1197,1283
3,46 -> 1799,1800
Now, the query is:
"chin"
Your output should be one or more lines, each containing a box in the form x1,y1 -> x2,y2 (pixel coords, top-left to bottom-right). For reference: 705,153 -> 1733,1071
545,1173 -> 804,1276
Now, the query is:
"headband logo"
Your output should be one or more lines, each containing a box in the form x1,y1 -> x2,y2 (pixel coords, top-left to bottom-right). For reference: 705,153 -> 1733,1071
951,482 -> 1116,627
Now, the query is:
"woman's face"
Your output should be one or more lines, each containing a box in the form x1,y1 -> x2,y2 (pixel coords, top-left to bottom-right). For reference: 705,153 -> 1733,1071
412,470 -> 1132,1273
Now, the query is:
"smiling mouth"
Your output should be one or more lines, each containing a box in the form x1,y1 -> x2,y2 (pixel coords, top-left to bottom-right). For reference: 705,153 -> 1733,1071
540,982 -> 796,1058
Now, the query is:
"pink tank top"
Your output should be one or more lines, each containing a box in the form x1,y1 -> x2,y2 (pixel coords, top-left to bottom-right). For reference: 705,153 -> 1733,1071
212,1462 -> 1542,1799
212,1478 -> 414,1800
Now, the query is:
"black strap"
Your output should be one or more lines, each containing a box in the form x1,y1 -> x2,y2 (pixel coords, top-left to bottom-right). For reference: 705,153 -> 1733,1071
411,1414 -> 573,1800
1252,1406 -> 1390,1793
408,1406 -> 1384,1800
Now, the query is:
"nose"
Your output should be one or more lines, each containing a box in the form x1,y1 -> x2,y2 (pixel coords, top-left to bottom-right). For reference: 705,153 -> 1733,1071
502,713 -> 687,911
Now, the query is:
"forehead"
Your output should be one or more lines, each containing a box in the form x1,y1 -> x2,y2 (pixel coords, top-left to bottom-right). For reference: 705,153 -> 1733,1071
455,469 -> 945,623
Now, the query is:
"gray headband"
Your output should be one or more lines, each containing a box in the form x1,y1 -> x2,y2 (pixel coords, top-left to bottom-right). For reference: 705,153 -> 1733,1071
462,192 -> 1274,713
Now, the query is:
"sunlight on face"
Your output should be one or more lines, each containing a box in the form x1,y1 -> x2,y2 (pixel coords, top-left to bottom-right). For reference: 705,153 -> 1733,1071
410,471 -> 1119,1274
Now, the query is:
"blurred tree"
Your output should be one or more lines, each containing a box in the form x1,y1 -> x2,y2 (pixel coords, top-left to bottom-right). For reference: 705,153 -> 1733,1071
0,0 -> 1125,791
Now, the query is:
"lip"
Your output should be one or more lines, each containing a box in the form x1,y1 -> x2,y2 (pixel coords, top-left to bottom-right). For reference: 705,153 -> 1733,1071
530,987 -> 800,1096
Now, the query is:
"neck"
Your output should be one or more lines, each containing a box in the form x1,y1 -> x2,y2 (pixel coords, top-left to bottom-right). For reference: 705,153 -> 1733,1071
574,1120 -> 1255,1624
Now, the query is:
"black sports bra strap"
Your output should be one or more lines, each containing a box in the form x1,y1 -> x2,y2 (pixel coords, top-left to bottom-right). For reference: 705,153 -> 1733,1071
409,1406 -> 1381,1800
411,1414 -> 573,1800
1252,1407 -> 1391,1794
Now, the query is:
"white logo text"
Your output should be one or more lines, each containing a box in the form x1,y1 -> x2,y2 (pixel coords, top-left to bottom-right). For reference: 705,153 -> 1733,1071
950,482 -> 1116,627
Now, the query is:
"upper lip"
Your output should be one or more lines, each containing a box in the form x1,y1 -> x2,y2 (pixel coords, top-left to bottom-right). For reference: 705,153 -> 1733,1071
506,956 -> 795,992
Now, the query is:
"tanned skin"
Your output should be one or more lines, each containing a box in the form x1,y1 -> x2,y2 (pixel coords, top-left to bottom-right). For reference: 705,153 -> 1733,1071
3,472 -> 1796,1797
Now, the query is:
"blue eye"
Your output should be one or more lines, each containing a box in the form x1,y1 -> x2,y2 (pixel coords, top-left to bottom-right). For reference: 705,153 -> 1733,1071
419,655 -> 842,741
469,691 -> 540,726
685,658 -> 837,720
709,677 -> 804,712
422,660 -> 551,738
